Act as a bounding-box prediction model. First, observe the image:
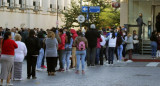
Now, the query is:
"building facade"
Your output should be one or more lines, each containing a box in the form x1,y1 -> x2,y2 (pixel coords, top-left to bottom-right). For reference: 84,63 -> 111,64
120,0 -> 160,32
0,0 -> 74,29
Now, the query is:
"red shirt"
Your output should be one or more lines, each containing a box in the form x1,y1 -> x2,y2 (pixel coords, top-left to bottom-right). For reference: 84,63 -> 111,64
58,34 -> 66,50
1,39 -> 18,55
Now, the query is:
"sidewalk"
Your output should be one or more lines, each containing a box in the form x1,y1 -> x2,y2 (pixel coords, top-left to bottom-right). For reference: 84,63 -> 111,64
124,54 -> 160,62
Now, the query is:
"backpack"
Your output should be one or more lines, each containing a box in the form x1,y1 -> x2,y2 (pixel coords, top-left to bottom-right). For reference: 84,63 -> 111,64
77,41 -> 85,51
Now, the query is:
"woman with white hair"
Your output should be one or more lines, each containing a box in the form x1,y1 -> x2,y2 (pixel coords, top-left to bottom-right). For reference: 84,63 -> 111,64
14,34 -> 27,80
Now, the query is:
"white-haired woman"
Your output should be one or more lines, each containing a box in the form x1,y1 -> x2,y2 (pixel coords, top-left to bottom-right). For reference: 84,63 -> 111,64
14,34 -> 27,80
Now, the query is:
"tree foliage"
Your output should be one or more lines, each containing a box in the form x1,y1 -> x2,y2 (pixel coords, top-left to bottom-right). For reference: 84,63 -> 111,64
62,0 -> 120,29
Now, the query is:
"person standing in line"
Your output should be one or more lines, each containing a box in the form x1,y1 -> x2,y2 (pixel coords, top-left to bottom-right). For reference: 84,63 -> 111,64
45,31 -> 58,76
0,31 -> 18,85
105,29 -> 111,62
85,24 -> 100,66
63,31 -> 73,71
14,34 -> 27,80
73,32 -> 88,74
136,13 -> 146,40
156,32 -> 160,58
70,29 -> 78,68
58,29 -> 66,72
99,31 -> 106,65
150,31 -> 157,59
116,33 -> 123,62
122,31 -> 128,59
133,30 -> 139,54
25,30 -> 41,79
36,31 -> 45,71
125,33 -> 134,61
107,30 -> 117,65
95,31 -> 102,65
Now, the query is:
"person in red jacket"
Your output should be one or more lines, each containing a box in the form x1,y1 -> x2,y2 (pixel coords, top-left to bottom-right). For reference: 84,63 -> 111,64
70,29 -> 78,68
58,29 -> 66,71
0,31 -> 18,85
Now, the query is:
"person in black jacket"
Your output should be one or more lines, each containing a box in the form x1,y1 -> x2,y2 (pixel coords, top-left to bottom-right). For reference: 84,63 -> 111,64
136,13 -> 146,40
85,24 -> 100,66
156,12 -> 160,32
25,30 -> 41,79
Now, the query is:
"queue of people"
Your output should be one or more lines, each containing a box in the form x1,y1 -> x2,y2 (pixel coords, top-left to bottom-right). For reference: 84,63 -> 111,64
0,24 -> 139,85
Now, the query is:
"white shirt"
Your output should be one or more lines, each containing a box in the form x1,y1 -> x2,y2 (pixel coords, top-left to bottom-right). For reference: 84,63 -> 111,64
14,41 -> 27,62
100,35 -> 106,46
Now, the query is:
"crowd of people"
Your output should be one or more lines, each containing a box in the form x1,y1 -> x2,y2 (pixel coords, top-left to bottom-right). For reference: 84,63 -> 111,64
0,24 -> 140,85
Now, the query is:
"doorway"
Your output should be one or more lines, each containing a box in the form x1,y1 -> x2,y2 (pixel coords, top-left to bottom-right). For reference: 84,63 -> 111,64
152,5 -> 160,31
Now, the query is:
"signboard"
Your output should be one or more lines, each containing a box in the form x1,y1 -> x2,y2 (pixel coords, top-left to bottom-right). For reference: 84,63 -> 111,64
82,6 -> 88,13
78,15 -> 85,23
89,6 -> 100,13
82,6 -> 100,13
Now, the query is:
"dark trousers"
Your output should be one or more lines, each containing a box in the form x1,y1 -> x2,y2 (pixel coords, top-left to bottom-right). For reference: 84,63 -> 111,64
27,55 -> 37,77
138,26 -> 142,39
58,50 -> 65,69
128,49 -> 132,60
105,46 -> 109,61
46,57 -> 58,72
87,47 -> 96,66
134,44 -> 139,54
100,46 -> 104,65
108,47 -> 115,64
122,44 -> 126,58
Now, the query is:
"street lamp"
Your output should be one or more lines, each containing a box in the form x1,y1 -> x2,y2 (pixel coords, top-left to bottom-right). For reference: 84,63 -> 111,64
56,0 -> 58,28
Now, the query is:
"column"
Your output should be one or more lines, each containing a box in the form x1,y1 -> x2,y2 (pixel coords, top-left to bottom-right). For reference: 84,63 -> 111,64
15,0 -> 19,7
42,0 -> 50,11
120,0 -> 128,26
58,0 -> 64,10
52,0 -> 57,9
3,0 -> 8,6
29,0 -> 33,8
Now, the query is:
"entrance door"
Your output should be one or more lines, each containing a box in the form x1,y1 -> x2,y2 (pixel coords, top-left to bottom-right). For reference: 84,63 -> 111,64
152,5 -> 160,31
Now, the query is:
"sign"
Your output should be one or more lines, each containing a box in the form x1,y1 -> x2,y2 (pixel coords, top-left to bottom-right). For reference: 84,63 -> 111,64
82,6 -> 88,13
89,6 -> 100,13
78,15 -> 85,23
56,20 -> 59,25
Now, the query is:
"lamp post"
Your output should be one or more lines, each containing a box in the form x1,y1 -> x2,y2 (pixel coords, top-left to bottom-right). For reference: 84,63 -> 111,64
80,0 -> 82,29
56,0 -> 58,28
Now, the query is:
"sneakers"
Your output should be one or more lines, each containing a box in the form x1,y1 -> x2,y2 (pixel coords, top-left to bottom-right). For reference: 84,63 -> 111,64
57,69 -> 65,72
117,60 -> 120,62
14,78 -> 22,81
36,68 -> 43,71
126,60 -> 133,63
32,76 -> 37,79
75,70 -> 80,74
82,70 -> 85,74
41,65 -> 47,69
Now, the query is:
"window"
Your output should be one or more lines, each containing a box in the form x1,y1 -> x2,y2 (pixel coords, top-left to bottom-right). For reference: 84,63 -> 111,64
7,0 -> 10,6
33,1 -> 36,6
50,4 -> 52,8
64,6 -> 65,10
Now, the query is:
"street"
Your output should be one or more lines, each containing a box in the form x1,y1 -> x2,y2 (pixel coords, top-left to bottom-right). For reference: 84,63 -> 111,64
10,61 -> 160,86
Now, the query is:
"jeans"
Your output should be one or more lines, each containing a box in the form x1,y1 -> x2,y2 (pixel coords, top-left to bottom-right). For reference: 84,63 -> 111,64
117,45 -> 123,61
151,41 -> 157,57
87,47 -> 96,66
95,48 -> 101,64
37,48 -> 44,69
63,50 -> 72,70
76,50 -> 86,70
108,47 -> 115,64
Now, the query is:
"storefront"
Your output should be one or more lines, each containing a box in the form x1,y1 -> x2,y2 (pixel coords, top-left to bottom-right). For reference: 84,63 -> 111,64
120,0 -> 160,39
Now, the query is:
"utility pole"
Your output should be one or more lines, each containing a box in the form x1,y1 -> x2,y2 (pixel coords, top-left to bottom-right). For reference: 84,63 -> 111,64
56,0 -> 58,28
80,0 -> 82,29
80,0 -> 82,30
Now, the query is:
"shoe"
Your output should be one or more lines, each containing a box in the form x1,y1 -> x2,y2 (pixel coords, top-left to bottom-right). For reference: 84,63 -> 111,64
51,72 -> 55,76
75,70 -> 80,74
57,68 -> 65,72
36,68 -> 42,71
6,83 -> 13,86
126,60 -> 133,63
14,78 -> 22,81
27,76 -> 30,79
82,70 -> 85,74
117,60 -> 120,62
32,77 -> 37,79
41,65 -> 47,69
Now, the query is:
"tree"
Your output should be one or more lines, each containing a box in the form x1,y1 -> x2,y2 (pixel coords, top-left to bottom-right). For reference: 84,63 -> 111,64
62,0 -> 120,29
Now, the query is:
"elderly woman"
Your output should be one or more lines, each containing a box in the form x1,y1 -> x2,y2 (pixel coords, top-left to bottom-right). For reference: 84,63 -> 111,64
125,33 -> 134,61
45,31 -> 58,76
0,31 -> 18,85
14,34 -> 27,80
